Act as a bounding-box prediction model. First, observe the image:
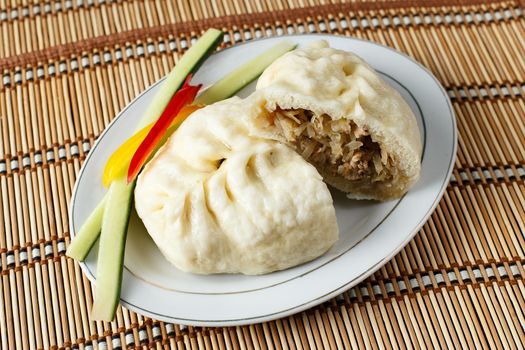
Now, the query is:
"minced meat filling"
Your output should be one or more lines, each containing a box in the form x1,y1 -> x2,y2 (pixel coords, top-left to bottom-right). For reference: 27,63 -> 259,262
271,108 -> 393,182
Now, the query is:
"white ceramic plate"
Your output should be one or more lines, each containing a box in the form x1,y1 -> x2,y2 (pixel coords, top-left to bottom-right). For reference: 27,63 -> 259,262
70,34 -> 456,326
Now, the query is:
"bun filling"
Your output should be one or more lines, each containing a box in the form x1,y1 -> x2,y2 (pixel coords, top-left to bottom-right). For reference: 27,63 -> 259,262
271,107 -> 396,184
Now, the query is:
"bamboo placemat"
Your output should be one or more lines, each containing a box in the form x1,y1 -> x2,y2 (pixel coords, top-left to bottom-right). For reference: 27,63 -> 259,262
1,0 -> 525,348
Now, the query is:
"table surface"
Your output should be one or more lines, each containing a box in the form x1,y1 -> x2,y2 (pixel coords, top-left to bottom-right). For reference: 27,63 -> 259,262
1,0 -> 524,349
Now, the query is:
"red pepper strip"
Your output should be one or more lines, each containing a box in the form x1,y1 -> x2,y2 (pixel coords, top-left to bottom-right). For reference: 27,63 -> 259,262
127,79 -> 202,183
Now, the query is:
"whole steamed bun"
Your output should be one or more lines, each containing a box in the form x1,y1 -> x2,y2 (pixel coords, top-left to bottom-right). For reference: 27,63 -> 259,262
134,96 -> 338,275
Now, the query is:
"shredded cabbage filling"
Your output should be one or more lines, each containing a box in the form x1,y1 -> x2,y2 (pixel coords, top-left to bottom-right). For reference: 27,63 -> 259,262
271,108 -> 394,182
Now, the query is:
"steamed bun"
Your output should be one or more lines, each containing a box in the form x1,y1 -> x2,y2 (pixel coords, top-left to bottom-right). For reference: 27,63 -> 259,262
134,96 -> 338,275
254,41 -> 422,200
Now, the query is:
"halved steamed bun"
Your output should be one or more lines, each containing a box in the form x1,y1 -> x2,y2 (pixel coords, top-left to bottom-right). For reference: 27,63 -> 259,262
254,41 -> 422,200
134,97 -> 338,275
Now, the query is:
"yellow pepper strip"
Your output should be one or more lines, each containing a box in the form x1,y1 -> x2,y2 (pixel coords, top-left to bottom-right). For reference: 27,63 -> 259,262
102,104 -> 202,187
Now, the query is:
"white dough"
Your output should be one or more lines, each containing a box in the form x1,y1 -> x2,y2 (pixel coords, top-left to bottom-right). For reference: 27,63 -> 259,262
134,97 -> 338,275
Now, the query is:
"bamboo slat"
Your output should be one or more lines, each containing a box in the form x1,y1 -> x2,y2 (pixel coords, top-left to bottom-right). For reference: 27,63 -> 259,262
1,0 -> 524,349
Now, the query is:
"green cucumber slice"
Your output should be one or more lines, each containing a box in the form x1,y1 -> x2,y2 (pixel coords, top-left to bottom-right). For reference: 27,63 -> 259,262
66,197 -> 106,261
90,177 -> 134,321
137,29 -> 223,129
195,41 -> 296,105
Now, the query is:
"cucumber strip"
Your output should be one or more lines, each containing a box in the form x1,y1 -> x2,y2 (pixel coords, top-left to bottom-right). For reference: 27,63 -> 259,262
66,197 -> 106,261
137,29 -> 223,129
90,178 -> 134,321
195,41 -> 296,105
